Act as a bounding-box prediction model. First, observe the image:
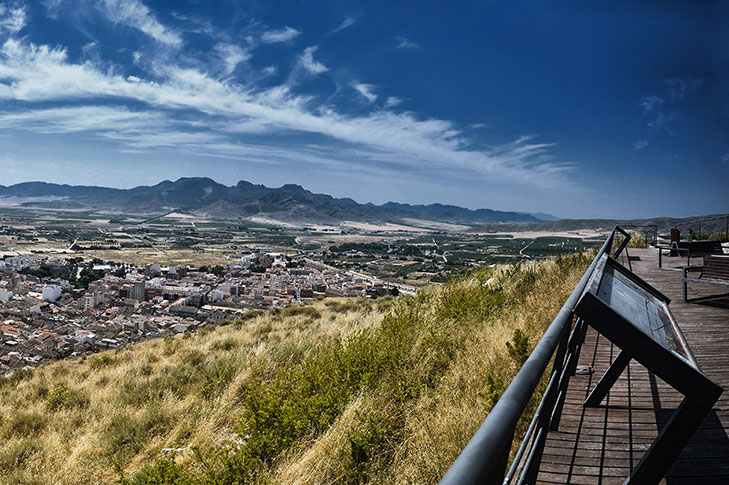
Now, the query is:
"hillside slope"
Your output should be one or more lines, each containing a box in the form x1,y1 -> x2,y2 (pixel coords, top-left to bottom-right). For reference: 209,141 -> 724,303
0,253 -> 590,484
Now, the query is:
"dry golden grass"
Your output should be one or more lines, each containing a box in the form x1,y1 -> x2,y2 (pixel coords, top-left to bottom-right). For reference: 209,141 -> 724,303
0,254 -> 590,484
0,298 -> 384,484
268,258 -> 588,484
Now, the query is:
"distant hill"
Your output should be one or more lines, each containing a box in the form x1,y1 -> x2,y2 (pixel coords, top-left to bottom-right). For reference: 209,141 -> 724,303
474,215 -> 729,235
0,178 -> 547,224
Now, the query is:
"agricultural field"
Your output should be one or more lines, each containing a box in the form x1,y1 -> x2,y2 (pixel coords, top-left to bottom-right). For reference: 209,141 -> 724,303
0,208 -> 606,285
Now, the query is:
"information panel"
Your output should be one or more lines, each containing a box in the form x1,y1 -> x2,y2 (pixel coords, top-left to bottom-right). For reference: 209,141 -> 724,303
595,260 -> 690,363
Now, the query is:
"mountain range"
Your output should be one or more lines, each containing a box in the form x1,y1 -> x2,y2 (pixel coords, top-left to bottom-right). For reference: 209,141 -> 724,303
0,178 -> 549,224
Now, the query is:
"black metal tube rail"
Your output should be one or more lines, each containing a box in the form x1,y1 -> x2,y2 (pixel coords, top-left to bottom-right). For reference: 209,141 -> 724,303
617,224 -> 658,246
439,227 -> 623,485
673,215 -> 729,240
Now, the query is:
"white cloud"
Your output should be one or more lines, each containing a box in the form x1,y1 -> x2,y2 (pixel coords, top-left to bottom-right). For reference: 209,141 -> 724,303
384,96 -> 402,108
0,105 -> 164,136
640,96 -> 662,114
42,0 -> 64,19
0,3 -> 27,34
353,82 -> 377,103
633,139 -> 649,151
330,17 -> 355,34
639,77 -> 704,134
214,43 -> 251,76
261,26 -> 300,43
298,46 -> 327,75
0,35 -> 571,191
98,0 -> 182,47
396,36 -> 419,49
665,77 -> 703,100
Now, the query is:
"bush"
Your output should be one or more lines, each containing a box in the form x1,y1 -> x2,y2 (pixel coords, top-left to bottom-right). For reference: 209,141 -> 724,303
505,328 -> 530,367
626,232 -> 647,248
123,455 -> 189,485
210,337 -> 238,352
46,385 -> 90,411
89,354 -> 115,370
0,438 -> 43,472
4,412 -> 46,437
343,411 -> 404,483
104,405 -> 171,466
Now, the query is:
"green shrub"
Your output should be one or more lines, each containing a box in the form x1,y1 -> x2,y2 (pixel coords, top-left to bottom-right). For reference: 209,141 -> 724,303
210,337 -> 238,352
46,385 -> 90,411
0,438 -> 43,472
505,328 -> 530,367
5,412 -> 46,437
89,354 -> 115,370
104,405 -> 171,466
486,374 -> 506,409
343,411 -> 404,483
200,357 -> 240,400
123,455 -> 190,485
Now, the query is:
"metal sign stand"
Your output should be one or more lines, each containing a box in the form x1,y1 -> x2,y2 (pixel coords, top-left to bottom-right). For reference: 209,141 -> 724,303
574,254 -> 723,485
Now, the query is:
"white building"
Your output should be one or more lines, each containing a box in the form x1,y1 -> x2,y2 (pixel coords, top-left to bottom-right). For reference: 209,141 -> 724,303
84,289 -> 105,310
42,285 -> 62,302
129,281 -> 146,302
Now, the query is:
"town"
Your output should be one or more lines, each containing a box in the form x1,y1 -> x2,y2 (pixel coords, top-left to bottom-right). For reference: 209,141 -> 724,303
0,251 -> 394,371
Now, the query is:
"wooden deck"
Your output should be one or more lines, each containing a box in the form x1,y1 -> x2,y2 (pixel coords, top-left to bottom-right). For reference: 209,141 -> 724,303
537,247 -> 729,484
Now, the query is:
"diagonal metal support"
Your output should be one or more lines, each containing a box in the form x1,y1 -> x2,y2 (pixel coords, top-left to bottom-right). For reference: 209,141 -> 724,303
584,350 -> 631,407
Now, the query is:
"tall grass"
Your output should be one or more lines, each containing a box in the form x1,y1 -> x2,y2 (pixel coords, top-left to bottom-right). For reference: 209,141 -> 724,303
0,252 -> 590,484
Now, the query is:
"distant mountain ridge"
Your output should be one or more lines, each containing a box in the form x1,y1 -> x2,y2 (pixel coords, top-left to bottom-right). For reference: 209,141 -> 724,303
0,178 -> 549,224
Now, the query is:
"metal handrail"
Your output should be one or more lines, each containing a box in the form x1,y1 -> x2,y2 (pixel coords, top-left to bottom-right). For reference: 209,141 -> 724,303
673,215 -> 729,241
439,227 -> 624,485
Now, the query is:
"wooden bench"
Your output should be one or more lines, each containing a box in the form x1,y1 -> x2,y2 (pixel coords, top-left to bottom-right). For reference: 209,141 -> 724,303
683,254 -> 729,302
659,240 -> 724,268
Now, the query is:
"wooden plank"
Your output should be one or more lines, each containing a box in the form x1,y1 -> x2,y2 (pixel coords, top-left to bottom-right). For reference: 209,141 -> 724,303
535,247 -> 729,484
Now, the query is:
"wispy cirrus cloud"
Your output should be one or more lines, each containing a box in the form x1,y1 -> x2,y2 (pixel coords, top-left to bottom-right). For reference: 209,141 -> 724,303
261,26 -> 300,43
298,46 -> 327,74
353,82 -> 377,103
639,77 -> 704,134
665,77 -> 703,100
98,0 -> 183,47
0,3 -> 27,34
384,96 -> 402,108
213,43 -> 250,76
395,36 -> 419,49
330,17 -> 355,35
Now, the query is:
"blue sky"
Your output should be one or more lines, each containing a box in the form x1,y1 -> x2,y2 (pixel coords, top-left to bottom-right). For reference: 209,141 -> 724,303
0,0 -> 727,219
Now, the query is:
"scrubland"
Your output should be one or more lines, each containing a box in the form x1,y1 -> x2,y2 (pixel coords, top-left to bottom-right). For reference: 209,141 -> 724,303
0,252 -> 590,484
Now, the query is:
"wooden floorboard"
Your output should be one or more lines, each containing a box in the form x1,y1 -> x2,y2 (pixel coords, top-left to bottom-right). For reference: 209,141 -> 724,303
535,247 -> 729,484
